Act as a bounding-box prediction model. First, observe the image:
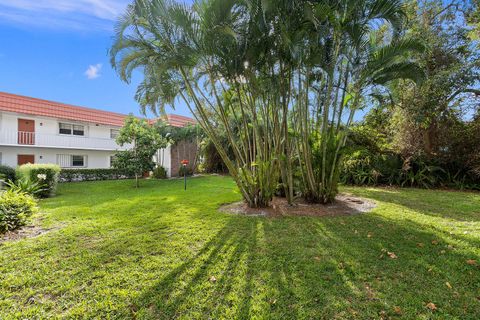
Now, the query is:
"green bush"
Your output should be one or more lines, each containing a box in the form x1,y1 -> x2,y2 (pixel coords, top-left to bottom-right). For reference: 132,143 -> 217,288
0,165 -> 16,183
0,190 -> 38,233
152,166 -> 167,179
201,139 -> 229,173
16,164 -> 61,198
5,178 -> 46,197
179,166 -> 194,177
59,168 -> 134,182
340,148 -> 480,190
341,150 -> 403,186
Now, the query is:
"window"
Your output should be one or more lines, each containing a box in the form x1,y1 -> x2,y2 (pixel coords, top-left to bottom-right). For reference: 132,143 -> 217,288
110,129 -> 120,139
73,125 -> 84,136
59,123 -> 84,136
72,155 -> 85,167
56,154 -> 87,168
59,123 -> 72,135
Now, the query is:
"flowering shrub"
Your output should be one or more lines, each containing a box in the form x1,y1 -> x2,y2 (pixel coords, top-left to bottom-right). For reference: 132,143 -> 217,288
16,164 -> 61,198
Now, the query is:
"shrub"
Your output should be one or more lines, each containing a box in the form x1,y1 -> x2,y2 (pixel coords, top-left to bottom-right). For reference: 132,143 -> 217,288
179,166 -> 194,177
152,166 -> 168,179
5,178 -> 46,197
16,164 -> 61,198
341,149 -> 405,186
0,165 -> 16,183
0,190 -> 38,233
59,168 -> 134,182
201,139 -> 229,173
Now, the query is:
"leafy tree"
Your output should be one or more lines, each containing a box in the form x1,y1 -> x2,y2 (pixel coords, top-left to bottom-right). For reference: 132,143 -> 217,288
388,0 -> 480,157
113,116 -> 168,187
336,0 -> 480,189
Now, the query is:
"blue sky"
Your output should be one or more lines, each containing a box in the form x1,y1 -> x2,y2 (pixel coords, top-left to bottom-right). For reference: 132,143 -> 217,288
0,0 -> 192,118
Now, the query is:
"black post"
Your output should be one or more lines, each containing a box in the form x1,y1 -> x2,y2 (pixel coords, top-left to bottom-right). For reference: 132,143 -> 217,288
184,165 -> 187,190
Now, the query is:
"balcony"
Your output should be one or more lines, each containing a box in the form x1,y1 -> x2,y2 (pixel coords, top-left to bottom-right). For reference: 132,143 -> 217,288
0,131 -> 131,151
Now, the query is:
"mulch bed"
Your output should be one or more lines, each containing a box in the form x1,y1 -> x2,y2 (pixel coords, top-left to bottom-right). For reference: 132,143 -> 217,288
0,222 -> 59,244
219,193 -> 376,217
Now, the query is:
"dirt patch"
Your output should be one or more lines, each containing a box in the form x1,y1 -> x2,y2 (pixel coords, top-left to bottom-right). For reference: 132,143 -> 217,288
0,222 -> 59,243
219,193 -> 376,217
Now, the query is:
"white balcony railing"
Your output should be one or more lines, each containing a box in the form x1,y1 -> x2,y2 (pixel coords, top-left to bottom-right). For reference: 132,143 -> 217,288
0,131 -> 131,151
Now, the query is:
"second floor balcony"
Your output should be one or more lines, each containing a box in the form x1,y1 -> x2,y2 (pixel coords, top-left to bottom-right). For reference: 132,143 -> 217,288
0,130 -> 131,151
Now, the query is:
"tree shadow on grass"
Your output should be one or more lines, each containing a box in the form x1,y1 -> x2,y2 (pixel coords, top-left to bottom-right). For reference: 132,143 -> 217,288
132,212 -> 480,319
21,179 -> 480,319
344,186 -> 480,222
344,186 -> 480,250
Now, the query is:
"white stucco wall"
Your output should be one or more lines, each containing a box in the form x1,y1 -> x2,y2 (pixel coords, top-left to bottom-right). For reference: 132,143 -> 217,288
153,145 -> 172,177
0,146 -> 116,169
0,111 -> 174,173
0,111 -> 119,139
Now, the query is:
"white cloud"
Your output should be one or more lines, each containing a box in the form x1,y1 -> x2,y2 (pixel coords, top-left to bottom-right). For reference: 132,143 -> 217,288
84,64 -> 102,79
0,0 -> 130,31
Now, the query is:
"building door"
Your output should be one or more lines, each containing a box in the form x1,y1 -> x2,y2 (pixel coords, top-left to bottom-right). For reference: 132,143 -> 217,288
18,118 -> 35,145
17,154 -> 35,165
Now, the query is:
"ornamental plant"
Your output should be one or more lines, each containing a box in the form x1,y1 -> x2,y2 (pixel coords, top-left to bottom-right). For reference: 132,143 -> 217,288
0,189 -> 38,233
113,115 -> 169,187
16,164 -> 61,198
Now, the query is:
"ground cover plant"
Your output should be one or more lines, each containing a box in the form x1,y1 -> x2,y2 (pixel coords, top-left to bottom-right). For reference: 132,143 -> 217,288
0,176 -> 478,319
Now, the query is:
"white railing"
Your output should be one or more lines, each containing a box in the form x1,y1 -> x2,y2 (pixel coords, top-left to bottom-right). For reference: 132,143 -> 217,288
0,131 -> 131,151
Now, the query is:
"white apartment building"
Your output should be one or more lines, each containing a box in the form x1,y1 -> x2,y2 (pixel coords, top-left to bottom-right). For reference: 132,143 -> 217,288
0,92 -> 195,177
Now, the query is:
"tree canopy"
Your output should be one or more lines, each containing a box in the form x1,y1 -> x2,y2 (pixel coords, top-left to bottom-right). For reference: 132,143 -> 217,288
113,116 -> 168,187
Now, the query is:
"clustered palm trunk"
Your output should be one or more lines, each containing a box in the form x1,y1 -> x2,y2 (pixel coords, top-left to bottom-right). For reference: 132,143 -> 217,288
111,0 -> 424,207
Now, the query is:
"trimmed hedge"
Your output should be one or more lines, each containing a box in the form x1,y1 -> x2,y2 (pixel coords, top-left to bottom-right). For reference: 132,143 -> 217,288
16,164 -> 61,198
0,165 -> 16,183
0,189 -> 38,233
59,168 -> 134,182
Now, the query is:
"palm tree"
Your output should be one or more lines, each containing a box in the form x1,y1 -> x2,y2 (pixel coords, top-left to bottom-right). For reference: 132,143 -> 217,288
110,0 -> 424,206
289,0 -> 425,203
111,0 -> 282,207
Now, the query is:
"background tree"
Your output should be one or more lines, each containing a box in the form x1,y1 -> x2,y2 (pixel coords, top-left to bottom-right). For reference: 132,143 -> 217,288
113,116 -> 168,187
337,0 -> 480,190
389,0 -> 480,158
367,0 -> 480,186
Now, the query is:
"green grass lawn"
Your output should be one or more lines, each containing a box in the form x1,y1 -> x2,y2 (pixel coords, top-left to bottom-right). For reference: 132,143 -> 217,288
0,176 -> 479,319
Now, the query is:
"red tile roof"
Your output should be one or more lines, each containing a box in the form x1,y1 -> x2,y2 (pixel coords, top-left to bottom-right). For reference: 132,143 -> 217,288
165,114 -> 197,127
0,91 -> 194,128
